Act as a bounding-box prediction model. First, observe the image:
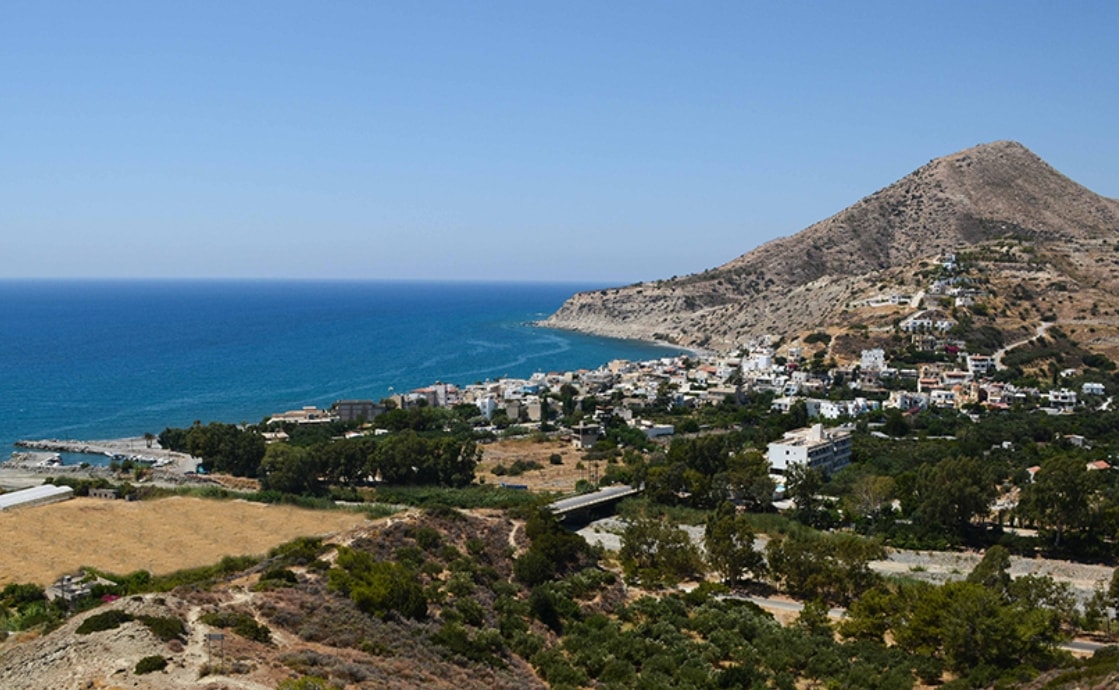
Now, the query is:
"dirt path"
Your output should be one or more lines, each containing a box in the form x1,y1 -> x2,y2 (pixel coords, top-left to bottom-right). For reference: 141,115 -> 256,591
993,322 -> 1051,369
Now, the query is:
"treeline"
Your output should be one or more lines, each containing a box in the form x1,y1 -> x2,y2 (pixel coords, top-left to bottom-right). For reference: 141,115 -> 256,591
622,399 -> 1119,559
159,420 -> 480,493
844,408 -> 1119,556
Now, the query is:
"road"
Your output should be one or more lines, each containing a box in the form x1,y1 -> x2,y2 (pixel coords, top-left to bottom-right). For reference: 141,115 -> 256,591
993,322 -> 1051,369
548,484 -> 641,515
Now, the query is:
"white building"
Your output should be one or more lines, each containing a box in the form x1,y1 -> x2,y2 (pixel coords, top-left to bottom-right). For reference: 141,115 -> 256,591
966,355 -> 995,376
930,389 -> 957,408
742,348 -> 774,372
476,396 -> 498,420
1082,382 -> 1106,396
767,424 -> 852,476
770,397 -> 823,418
860,349 -> 887,371
1047,389 -> 1078,410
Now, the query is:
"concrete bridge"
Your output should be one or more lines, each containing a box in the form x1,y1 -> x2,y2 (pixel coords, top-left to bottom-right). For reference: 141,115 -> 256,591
548,484 -> 642,522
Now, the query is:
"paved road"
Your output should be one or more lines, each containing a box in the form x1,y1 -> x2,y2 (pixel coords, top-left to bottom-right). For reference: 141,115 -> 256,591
548,484 -> 640,515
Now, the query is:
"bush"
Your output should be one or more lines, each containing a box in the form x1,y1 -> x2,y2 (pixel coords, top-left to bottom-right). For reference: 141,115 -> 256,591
328,547 -> 428,621
259,567 -> 298,585
412,526 -> 443,551
1,583 -> 46,607
506,459 -> 543,476
268,537 -> 326,566
76,609 -> 133,635
200,611 -> 272,644
137,614 -> 186,642
134,655 -> 167,675
277,678 -> 331,690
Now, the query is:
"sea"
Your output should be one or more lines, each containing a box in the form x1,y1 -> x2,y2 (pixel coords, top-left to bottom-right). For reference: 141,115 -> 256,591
0,280 -> 680,464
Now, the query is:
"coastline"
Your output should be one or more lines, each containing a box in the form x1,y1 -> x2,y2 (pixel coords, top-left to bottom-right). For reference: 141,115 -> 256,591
1,437 -> 203,492
533,319 -> 704,357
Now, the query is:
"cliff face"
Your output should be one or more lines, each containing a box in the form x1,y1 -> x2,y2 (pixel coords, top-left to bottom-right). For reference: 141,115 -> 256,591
543,141 -> 1119,350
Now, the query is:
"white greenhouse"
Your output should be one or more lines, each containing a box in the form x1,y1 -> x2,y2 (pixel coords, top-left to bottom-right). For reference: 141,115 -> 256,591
0,484 -> 75,511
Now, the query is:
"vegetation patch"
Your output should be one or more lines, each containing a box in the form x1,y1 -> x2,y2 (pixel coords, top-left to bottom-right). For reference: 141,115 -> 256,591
134,655 -> 167,675
200,610 -> 272,644
76,609 -> 133,635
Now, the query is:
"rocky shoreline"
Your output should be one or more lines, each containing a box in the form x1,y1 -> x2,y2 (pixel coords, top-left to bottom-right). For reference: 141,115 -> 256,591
2,437 -> 211,491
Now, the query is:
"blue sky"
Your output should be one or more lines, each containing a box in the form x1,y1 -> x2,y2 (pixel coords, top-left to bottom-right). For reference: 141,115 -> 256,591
2,1 -> 1116,283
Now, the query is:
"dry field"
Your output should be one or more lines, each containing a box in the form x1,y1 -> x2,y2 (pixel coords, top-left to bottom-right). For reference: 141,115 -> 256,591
477,437 -> 598,493
0,496 -> 370,586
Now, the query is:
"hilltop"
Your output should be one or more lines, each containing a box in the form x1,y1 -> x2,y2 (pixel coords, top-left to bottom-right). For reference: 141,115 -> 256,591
543,141 -> 1119,356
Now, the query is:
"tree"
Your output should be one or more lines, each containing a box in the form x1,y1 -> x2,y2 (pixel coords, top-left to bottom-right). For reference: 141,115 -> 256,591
619,514 -> 703,586
911,456 -> 995,538
725,449 -> 776,511
703,503 -> 765,586
966,545 -> 1011,593
893,580 -> 1064,674
1017,455 -> 1102,547
514,509 -> 591,586
765,531 -> 884,606
785,464 -> 836,529
845,474 -> 896,527
557,383 -> 579,419
258,443 -> 320,495
882,409 -> 909,437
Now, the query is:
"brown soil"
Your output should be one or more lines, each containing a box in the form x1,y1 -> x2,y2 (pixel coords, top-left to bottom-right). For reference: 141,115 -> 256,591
0,496 -> 369,586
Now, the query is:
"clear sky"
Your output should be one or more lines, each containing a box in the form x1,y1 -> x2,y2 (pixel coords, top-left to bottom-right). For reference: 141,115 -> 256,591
3,1 -> 1116,283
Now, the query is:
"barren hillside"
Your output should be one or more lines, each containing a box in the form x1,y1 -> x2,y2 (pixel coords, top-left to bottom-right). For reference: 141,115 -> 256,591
543,141 -> 1119,352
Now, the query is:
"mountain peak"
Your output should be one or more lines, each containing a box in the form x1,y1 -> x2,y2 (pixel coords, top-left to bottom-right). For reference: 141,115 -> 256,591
544,141 -> 1119,353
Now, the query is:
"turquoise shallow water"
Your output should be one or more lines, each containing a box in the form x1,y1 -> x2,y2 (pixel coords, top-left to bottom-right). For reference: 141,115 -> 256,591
0,280 -> 677,457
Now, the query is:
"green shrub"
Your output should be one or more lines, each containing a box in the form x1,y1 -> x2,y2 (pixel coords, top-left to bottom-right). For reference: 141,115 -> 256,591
259,567 -> 298,585
1,583 -> 46,607
328,547 -> 428,621
277,678 -> 331,690
137,614 -> 186,642
412,526 -> 443,551
76,609 -> 134,635
268,537 -> 326,566
134,655 -> 167,675
199,611 -> 272,644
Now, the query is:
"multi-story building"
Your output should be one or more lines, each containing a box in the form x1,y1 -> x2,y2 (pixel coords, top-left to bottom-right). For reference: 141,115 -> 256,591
332,400 -> 384,423
766,423 -> 852,476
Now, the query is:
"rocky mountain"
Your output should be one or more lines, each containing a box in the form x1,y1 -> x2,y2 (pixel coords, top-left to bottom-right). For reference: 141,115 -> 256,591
543,141 -> 1119,354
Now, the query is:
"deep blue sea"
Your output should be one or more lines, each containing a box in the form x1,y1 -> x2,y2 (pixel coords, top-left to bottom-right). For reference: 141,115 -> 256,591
0,280 -> 678,459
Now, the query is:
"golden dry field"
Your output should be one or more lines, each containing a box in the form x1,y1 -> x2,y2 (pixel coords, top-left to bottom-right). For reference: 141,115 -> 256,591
0,496 -> 370,586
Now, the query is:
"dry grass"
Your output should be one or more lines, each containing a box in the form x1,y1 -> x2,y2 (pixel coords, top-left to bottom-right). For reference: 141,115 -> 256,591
478,438 -> 592,492
0,496 -> 369,586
